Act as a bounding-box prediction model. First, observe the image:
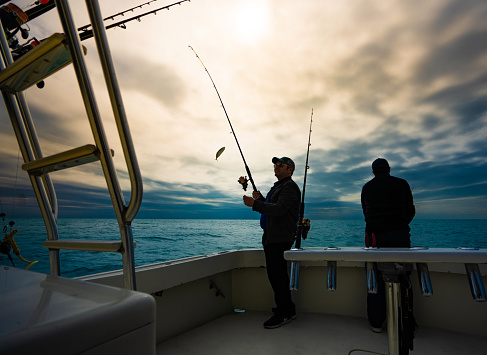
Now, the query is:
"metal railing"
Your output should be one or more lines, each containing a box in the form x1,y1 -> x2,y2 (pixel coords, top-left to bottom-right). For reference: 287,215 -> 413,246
0,0 -> 143,290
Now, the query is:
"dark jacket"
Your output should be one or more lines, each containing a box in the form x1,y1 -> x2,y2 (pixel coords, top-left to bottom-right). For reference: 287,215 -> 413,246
252,176 -> 301,244
361,174 -> 415,234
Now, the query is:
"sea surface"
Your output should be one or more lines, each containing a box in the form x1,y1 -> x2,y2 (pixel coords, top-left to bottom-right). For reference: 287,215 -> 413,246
2,218 -> 486,278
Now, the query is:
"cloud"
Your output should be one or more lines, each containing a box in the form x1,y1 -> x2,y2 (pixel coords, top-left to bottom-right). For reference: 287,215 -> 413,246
113,54 -> 187,108
0,0 -> 486,221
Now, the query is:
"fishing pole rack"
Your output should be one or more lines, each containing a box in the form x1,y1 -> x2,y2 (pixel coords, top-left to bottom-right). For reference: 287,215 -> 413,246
285,247 -> 487,355
0,0 -> 142,290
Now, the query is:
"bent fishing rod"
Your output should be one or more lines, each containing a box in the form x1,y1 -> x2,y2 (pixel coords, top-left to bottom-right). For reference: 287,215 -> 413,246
295,109 -> 313,249
189,45 -> 257,192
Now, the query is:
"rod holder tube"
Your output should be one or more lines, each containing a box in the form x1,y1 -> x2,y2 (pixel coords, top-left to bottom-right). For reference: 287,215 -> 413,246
289,261 -> 300,290
366,262 -> 378,294
465,263 -> 486,302
327,261 -> 337,291
416,262 -> 433,296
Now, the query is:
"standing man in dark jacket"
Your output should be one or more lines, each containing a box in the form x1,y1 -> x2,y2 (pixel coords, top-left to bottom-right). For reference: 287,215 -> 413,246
243,157 -> 301,328
361,158 -> 416,332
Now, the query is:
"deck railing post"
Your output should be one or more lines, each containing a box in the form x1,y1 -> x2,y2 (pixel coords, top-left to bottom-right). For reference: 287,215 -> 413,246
386,281 -> 401,355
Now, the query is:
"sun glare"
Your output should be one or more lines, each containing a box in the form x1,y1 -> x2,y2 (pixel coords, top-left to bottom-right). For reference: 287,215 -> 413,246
234,2 -> 270,43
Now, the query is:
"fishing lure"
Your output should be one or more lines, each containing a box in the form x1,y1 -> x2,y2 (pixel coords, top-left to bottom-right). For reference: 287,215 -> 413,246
215,147 -> 225,161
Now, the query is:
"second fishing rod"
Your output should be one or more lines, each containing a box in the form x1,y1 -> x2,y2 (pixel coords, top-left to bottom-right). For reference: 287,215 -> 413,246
189,45 -> 257,192
295,109 -> 313,249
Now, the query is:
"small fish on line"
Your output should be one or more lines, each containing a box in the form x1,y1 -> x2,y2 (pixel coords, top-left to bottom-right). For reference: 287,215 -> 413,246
215,147 -> 225,161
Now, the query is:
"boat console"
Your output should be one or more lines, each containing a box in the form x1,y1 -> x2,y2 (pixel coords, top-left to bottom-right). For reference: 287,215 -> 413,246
0,266 -> 156,355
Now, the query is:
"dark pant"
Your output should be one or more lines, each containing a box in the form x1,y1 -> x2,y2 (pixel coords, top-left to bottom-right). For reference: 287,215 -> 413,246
366,230 -> 412,328
263,241 -> 295,317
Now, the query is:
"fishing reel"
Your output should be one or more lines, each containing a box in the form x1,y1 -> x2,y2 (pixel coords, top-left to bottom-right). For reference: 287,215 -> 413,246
299,218 -> 311,240
0,1 -> 51,88
238,176 -> 249,191
0,2 -> 29,46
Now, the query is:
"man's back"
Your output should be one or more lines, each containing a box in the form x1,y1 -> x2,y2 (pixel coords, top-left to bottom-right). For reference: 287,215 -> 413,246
361,174 -> 415,233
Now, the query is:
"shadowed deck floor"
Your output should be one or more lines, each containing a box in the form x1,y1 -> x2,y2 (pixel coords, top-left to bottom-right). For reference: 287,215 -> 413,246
156,311 -> 487,355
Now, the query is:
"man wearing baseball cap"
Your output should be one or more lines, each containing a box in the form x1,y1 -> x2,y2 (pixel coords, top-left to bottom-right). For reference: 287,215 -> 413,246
243,156 -> 301,328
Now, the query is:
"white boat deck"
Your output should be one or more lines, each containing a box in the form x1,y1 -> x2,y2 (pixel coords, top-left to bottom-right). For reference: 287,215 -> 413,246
156,310 -> 487,355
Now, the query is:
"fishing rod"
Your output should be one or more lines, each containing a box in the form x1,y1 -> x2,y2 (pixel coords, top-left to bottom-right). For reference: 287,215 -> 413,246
3,0 -> 191,57
295,109 -> 313,249
189,45 -> 257,192
80,0 -> 160,28
78,0 -> 191,41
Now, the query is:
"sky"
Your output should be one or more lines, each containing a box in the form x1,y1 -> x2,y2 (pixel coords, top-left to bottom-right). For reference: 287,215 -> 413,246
0,0 -> 486,221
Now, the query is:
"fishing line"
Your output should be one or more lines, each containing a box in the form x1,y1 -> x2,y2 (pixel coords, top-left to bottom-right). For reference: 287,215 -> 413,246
10,148 -> 21,219
189,45 -> 257,192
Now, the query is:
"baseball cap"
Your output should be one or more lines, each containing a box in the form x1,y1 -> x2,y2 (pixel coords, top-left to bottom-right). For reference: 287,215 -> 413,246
272,157 -> 295,170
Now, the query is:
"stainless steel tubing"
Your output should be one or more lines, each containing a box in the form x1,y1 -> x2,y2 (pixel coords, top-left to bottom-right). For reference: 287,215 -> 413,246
0,16 -> 60,275
85,0 -> 143,223
386,281 -> 401,355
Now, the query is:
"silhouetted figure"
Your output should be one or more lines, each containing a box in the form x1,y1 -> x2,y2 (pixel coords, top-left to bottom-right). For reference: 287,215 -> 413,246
243,157 -> 301,329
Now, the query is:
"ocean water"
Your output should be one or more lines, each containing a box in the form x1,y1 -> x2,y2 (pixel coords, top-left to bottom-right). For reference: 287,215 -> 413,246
2,218 -> 486,278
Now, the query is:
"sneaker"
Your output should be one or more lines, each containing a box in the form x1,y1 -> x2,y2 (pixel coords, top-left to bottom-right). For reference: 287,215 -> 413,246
368,321 -> 383,333
371,326 -> 383,333
272,308 -> 297,320
263,314 -> 294,329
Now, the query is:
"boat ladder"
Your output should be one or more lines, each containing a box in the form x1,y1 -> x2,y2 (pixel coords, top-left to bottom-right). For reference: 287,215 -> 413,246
0,0 -> 142,290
